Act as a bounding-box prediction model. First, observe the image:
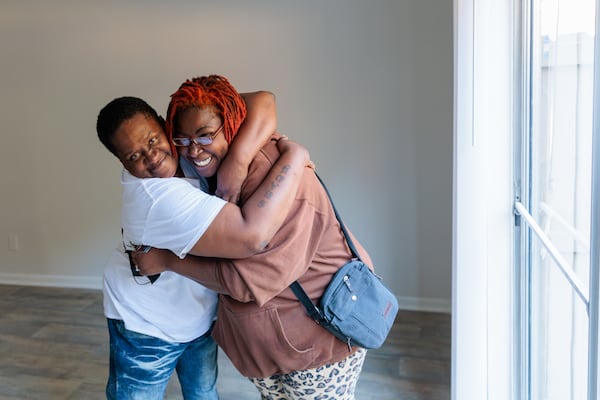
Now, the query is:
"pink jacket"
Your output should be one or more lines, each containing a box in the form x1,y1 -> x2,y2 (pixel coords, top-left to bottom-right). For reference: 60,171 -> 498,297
192,139 -> 373,378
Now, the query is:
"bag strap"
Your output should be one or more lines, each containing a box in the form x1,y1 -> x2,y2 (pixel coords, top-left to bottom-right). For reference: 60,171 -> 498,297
313,172 -> 361,261
289,281 -> 325,321
290,172 -> 359,317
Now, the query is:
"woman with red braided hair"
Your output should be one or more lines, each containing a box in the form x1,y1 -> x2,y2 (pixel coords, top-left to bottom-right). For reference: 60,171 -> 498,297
133,75 -> 372,400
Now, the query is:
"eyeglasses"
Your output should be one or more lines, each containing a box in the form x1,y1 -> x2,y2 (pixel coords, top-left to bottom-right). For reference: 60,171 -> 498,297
172,124 -> 224,147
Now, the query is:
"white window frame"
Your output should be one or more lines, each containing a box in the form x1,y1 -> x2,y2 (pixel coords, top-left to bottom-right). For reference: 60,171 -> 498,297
453,0 -> 600,399
588,2 -> 600,398
453,0 -> 515,398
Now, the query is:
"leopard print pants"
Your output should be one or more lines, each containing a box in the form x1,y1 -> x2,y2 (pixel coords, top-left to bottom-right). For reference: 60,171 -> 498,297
248,348 -> 367,400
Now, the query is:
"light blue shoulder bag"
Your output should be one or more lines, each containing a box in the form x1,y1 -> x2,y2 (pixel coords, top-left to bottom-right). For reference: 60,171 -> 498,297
289,173 -> 399,350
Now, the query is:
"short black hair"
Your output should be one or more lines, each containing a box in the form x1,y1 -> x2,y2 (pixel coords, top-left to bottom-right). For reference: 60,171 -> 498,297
96,96 -> 163,156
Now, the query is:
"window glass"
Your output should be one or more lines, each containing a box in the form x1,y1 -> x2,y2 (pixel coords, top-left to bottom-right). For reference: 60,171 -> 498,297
530,236 -> 589,399
528,0 -> 595,397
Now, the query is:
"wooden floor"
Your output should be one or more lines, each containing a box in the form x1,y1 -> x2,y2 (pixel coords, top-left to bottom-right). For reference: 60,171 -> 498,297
0,285 -> 450,400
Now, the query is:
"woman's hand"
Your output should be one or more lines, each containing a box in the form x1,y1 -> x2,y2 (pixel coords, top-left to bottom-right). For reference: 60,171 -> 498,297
131,247 -> 176,276
276,135 -> 315,170
215,155 -> 247,203
215,134 -> 314,202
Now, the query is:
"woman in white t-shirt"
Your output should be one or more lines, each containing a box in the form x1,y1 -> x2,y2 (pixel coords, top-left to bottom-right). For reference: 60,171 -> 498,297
96,93 -> 311,400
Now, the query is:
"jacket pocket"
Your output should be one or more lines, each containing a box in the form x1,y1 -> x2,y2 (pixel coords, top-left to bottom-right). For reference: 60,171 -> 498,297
213,298 -> 314,377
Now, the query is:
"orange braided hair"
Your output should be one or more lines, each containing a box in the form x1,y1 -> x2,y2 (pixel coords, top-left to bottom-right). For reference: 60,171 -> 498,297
166,75 -> 247,154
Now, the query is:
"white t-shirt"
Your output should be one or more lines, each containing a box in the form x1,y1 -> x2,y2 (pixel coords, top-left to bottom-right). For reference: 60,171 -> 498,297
120,170 -> 226,258
102,169 -> 227,343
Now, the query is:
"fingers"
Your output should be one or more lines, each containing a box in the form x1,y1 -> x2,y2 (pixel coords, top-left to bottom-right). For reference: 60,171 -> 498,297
130,251 -> 146,273
215,190 -> 240,204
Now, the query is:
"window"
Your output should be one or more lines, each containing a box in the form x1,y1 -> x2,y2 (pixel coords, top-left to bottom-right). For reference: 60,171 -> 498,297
517,0 -> 595,398
453,0 -> 600,399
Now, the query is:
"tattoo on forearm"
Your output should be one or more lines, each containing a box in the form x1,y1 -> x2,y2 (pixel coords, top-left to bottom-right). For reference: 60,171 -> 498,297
257,164 -> 291,208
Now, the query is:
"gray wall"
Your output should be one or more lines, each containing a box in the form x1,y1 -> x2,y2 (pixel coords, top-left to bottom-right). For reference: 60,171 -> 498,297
0,0 -> 453,312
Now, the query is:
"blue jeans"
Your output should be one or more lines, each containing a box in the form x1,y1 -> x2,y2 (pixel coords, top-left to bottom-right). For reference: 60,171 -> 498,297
106,318 -> 219,400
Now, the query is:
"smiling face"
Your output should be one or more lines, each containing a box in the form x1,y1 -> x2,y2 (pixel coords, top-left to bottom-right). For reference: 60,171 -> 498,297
111,113 -> 179,178
173,106 -> 229,178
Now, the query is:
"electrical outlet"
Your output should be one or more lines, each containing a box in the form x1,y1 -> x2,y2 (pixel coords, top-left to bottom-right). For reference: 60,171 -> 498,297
8,234 -> 18,251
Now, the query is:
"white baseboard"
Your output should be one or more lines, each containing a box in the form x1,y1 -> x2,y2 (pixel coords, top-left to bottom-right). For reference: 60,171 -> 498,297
0,272 -> 102,290
396,295 -> 451,313
0,272 -> 451,313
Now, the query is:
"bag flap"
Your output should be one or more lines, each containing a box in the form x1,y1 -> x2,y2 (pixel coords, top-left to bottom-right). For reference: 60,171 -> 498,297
320,260 -> 376,320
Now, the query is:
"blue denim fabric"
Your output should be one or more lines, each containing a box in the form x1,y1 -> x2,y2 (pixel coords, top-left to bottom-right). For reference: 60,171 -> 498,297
106,318 -> 219,400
